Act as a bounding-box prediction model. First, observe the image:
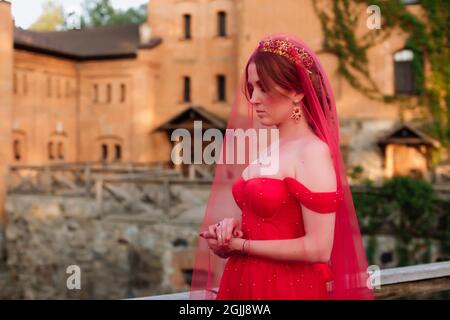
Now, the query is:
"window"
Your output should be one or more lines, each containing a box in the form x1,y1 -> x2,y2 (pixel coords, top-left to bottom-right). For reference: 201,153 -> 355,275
106,83 -> 112,103
13,139 -> 21,161
394,49 -> 415,95
93,84 -> 99,103
12,131 -> 26,162
23,73 -> 28,95
101,144 -> 108,161
114,144 -> 122,161
47,134 -> 67,162
120,83 -> 126,103
57,78 -> 61,98
402,0 -> 419,4
66,80 -> 70,98
183,76 -> 191,102
13,72 -> 17,95
98,137 -> 123,162
218,11 -> 227,37
183,14 -> 192,39
57,142 -> 64,160
47,76 -> 52,98
217,75 -> 226,101
48,142 -> 54,160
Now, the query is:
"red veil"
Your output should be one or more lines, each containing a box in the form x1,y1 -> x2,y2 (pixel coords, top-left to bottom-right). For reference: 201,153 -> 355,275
189,33 -> 374,300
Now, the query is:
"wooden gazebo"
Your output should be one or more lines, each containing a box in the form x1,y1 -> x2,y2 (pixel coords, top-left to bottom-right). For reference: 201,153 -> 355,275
378,123 -> 441,180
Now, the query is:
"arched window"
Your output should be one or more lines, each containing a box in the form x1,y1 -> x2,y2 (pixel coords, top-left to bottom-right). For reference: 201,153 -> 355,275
183,76 -> 191,103
402,0 -> 419,4
93,84 -> 99,103
48,142 -> 54,160
394,49 -> 415,95
101,144 -> 108,161
217,11 -> 227,37
183,14 -> 192,39
48,133 -> 67,162
114,144 -> 122,161
47,76 -> 52,98
120,83 -> 126,103
13,72 -> 17,95
98,136 -> 123,162
217,75 -> 226,101
56,78 -> 61,98
23,73 -> 28,95
13,139 -> 21,161
57,141 -> 64,160
66,80 -> 70,98
12,130 -> 27,162
106,83 -> 112,103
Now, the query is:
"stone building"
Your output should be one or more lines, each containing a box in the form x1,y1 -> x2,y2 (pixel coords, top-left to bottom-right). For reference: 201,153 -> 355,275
0,0 -> 446,223
1,0 -> 449,299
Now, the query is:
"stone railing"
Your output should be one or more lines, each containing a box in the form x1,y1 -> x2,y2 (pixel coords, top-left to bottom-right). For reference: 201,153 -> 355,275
6,162 -> 214,218
132,261 -> 450,300
374,260 -> 450,299
6,162 -> 215,193
7,161 -> 177,195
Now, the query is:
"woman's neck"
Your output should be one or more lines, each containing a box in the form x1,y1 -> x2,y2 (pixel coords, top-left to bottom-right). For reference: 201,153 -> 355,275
277,117 -> 315,143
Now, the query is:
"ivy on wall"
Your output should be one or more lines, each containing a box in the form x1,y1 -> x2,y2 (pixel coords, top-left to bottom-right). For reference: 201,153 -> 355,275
313,0 -> 449,147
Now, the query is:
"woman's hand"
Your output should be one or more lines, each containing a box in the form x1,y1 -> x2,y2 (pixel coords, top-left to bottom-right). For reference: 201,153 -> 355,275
204,238 -> 236,259
200,218 -> 243,246
199,218 -> 244,258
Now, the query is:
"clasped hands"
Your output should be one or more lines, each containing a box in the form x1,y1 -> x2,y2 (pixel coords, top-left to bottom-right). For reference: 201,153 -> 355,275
199,218 -> 244,259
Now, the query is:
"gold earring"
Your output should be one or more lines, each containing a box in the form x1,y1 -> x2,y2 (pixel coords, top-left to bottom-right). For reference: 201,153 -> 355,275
291,100 -> 302,122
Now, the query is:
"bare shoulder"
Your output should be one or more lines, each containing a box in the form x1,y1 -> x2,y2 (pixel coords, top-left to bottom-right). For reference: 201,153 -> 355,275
304,138 -> 331,158
294,138 -> 337,192
282,136 -> 328,160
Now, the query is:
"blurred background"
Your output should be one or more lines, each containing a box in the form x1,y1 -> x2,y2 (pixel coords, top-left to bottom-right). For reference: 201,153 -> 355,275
0,0 -> 448,299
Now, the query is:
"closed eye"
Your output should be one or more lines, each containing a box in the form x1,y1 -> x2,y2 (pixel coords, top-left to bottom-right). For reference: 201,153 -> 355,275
247,83 -> 254,96
247,81 -> 266,98
256,81 -> 266,93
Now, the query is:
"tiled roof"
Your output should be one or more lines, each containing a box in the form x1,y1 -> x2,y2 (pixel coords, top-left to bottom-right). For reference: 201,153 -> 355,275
14,23 -> 161,60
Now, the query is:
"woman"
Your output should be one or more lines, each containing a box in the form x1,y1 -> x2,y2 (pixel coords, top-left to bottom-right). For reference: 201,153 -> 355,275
190,33 -> 374,300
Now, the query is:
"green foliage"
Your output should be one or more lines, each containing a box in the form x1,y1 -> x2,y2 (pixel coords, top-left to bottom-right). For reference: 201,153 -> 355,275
352,176 -> 449,266
313,0 -> 450,146
382,176 -> 437,236
349,165 -> 364,180
30,0 -> 147,31
366,235 -> 377,265
29,0 -> 65,31
65,0 -> 147,29
437,196 -> 450,254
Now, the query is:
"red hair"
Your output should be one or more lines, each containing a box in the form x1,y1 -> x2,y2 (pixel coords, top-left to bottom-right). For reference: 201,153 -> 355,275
243,51 -> 303,101
244,51 -> 321,132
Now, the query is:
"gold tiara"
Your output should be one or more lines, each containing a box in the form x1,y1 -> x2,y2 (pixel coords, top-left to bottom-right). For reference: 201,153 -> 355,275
259,38 -> 314,74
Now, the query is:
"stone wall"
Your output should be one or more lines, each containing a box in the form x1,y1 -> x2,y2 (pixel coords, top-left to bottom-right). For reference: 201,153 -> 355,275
0,188 -> 209,299
0,183 -> 446,299
340,119 -> 396,183
0,0 -> 13,223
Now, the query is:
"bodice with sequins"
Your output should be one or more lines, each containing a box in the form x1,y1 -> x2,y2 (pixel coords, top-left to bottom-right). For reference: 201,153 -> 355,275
216,176 -> 343,300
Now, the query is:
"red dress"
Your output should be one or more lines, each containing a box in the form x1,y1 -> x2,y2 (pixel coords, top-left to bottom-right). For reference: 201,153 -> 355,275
216,176 -> 343,300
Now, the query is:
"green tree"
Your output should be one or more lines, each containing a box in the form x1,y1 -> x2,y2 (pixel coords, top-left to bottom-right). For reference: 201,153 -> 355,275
29,0 -> 65,31
66,0 -> 147,29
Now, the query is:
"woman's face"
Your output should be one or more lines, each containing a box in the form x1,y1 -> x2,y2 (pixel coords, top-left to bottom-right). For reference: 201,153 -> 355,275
247,62 -> 302,127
